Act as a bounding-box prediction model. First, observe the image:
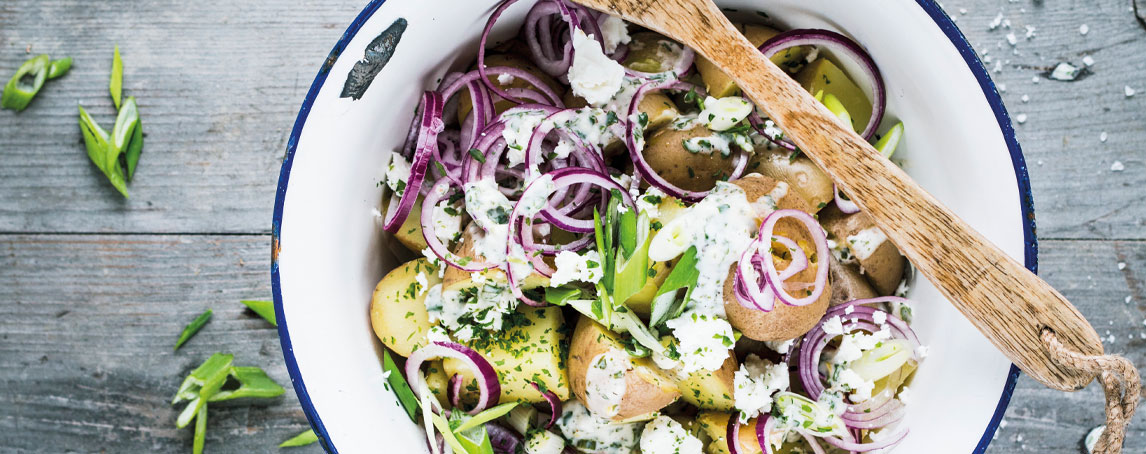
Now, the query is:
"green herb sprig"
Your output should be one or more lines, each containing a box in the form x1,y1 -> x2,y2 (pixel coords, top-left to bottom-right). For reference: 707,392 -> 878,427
173,353 -> 286,454
78,46 -> 144,198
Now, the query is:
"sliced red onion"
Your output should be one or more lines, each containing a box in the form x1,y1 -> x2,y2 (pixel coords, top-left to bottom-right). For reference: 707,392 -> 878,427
754,210 -> 830,307
625,44 -> 696,80
421,178 -> 496,272
735,234 -> 809,312
727,414 -> 745,454
822,426 -> 909,452
834,185 -> 860,214
448,374 -> 464,408
479,0 -> 567,104
801,433 -> 828,454
405,341 -> 501,415
384,91 -> 444,233
530,382 -> 562,429
486,423 -> 523,454
759,29 -> 886,142
754,415 -> 776,454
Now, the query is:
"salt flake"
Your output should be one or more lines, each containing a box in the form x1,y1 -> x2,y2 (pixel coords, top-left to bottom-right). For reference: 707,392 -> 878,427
1111,161 -> 1125,172
1079,24 -> 1089,35
1126,86 -> 1137,97
1015,113 -> 1028,124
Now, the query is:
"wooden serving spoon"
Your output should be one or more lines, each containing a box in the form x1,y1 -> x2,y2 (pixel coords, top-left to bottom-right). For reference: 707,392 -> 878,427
573,0 -> 1103,391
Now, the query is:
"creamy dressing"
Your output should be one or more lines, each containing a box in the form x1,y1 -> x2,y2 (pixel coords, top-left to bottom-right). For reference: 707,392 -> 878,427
501,109 -> 551,167
568,28 -> 626,106
733,354 -> 791,421
438,279 -> 517,342
557,400 -> 640,454
463,179 -> 514,264
524,430 -> 567,454
584,349 -> 631,418
385,154 -> 411,192
430,200 -> 463,244
681,132 -> 752,157
750,181 -> 789,218
846,227 -> 889,260
638,416 -> 703,454
698,96 -> 753,131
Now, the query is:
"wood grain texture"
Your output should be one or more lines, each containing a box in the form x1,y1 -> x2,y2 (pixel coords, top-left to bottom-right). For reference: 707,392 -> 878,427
0,0 -> 363,234
0,234 -> 320,453
579,0 -> 1105,389
0,0 -> 1142,453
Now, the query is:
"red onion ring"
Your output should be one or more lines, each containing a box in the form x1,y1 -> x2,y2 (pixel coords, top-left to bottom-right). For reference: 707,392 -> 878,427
754,415 -> 776,454
624,42 -> 696,80
822,426 -> 909,452
741,209 -> 830,308
758,29 -> 886,144
486,423 -> 524,454
421,178 -> 497,272
727,414 -> 745,454
834,184 -> 860,214
447,374 -> 464,409
405,341 -> 501,415
529,382 -> 562,429
384,91 -> 444,233
735,234 -> 808,312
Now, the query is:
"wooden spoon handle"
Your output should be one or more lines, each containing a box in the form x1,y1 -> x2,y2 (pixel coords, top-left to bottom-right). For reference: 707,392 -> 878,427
578,0 -> 1104,390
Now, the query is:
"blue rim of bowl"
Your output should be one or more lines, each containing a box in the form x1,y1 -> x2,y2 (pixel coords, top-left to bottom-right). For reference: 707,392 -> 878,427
271,1 -> 1033,452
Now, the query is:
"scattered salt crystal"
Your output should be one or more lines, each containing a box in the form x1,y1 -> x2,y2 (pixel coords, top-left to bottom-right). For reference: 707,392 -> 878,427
1037,160 -> 1044,166
1142,319 -> 1146,327
1118,262 -> 1126,270
1082,55 -> 1095,66
1100,131 -> 1108,142
993,61 -> 1003,73
1015,113 -> 1028,124
1126,296 -> 1133,304
1126,86 -> 1137,97
998,83 -> 1007,92
1111,161 -> 1125,172
1107,335 -> 1116,343
1079,24 -> 1089,35
1000,419 -> 1009,429
1024,25 -> 1037,39
1016,434 -> 1024,442
1141,333 -> 1146,339
1032,76 -> 1040,84
1049,62 -> 1081,81
1006,32 -> 1017,46
960,8 -> 968,15
988,13 -> 1005,30
1021,94 -> 1030,103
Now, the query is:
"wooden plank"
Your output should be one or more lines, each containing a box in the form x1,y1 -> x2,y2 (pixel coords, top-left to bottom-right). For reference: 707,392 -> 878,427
0,0 -> 363,234
0,234 -> 320,453
943,0 -> 1146,241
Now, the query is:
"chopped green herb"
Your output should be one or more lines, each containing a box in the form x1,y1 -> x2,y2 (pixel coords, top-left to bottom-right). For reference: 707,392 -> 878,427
468,148 -> 486,163
279,429 -> 319,448
174,309 -> 212,350
47,57 -> 72,79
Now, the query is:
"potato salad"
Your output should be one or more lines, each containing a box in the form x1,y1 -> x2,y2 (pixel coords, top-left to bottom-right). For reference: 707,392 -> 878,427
370,1 -> 920,453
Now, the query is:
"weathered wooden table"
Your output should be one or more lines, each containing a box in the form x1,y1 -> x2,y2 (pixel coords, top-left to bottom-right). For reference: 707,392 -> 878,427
1,1 -> 1142,452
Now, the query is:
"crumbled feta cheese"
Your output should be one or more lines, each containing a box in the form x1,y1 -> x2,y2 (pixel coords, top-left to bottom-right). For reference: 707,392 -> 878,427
439,281 -> 518,341
1005,32 -> 1017,46
635,187 -> 666,219
597,15 -> 631,54
549,250 -> 603,287
1049,62 -> 1080,81
464,179 -> 515,264
497,73 -> 515,85
897,386 -> 913,405
846,227 -> 888,260
666,313 -> 736,374
421,247 -> 445,277
873,310 -> 888,326
501,109 -> 550,167
524,430 -> 566,454
764,339 -> 795,354
833,326 -> 892,364
916,345 -> 931,358
639,416 -> 703,454
734,354 -> 790,420
1111,161 -> 1125,172
1024,25 -> 1037,39
568,28 -> 626,105
822,315 -> 846,336
988,13 -> 1005,30
385,154 -> 412,192
835,368 -> 876,401
698,96 -> 754,131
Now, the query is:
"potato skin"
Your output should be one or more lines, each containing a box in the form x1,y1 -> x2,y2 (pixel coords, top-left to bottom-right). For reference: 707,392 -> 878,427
696,23 -> 808,98
828,256 -> 877,307
696,411 -> 763,454
819,205 -> 907,296
722,175 -> 831,341
644,125 -> 739,192
369,258 -> 442,357
568,316 -> 679,420
747,148 -> 835,212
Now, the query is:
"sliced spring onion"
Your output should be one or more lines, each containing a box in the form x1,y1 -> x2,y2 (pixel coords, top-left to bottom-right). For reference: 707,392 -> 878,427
612,212 -> 651,307
847,339 -> 913,383
207,366 -> 285,402
383,349 -> 420,421
174,309 -> 212,350
774,392 -> 849,439
453,402 -> 519,433
544,287 -> 581,305
649,246 -> 700,327
47,57 -> 72,79
239,299 -> 277,326
193,401 -> 208,454
875,122 -> 904,159
78,105 -> 129,198
123,111 -> 144,181
432,412 -> 468,454
505,404 -> 538,434
420,384 -> 441,454
820,93 -> 853,132
173,353 -> 234,404
110,46 -> 123,109
1,54 -> 49,111
279,429 -> 319,448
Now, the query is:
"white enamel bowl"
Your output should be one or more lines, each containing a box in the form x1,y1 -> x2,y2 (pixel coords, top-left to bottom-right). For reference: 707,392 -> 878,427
272,1 -> 1032,452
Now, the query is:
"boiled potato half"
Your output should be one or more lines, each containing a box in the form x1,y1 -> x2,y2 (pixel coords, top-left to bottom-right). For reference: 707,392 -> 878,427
444,306 -> 571,404
819,205 -> 906,296
723,175 -> 831,341
696,24 -> 809,98
795,58 -> 873,135
392,199 -> 428,254
747,148 -> 835,212
569,316 -> 680,420
676,351 -> 738,411
644,124 -> 740,193
370,258 -> 441,357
